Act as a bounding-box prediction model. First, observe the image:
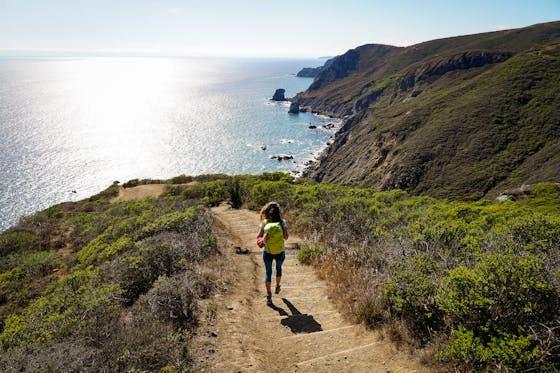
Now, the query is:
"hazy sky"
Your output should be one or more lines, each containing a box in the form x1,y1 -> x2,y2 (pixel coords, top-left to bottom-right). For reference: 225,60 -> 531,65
1,0 -> 559,57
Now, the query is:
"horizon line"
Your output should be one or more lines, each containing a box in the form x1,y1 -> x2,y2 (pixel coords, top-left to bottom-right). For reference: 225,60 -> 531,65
0,47 -> 333,60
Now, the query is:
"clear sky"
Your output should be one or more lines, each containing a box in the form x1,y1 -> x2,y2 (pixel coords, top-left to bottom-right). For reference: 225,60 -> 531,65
0,0 -> 559,57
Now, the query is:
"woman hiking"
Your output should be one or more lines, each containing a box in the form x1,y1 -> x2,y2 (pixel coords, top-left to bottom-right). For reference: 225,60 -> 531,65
257,202 -> 289,305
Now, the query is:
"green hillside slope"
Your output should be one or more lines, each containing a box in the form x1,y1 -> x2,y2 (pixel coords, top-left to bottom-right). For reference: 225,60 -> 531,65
295,21 -> 560,199
2,173 -> 559,371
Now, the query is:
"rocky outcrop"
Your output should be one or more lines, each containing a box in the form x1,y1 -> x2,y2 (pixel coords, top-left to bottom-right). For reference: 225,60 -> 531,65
308,44 -> 398,92
272,89 -> 287,101
288,101 -> 300,114
297,66 -> 323,78
270,154 -> 294,161
297,57 -> 335,78
308,50 -> 360,91
399,51 -> 513,92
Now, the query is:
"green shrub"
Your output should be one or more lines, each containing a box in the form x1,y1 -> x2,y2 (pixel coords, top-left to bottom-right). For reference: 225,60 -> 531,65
384,254 -> 442,338
2,173 -> 560,371
139,208 -> 198,238
192,173 -> 230,183
123,179 -> 139,188
502,213 -> 560,254
438,254 -> 557,326
258,172 -> 294,183
1,250 -> 56,277
168,174 -> 193,184
442,325 -> 540,369
182,180 -> 230,206
437,253 -> 558,369
41,206 -> 65,219
75,234 -> 136,266
0,267 -> 122,351
88,182 -> 120,201
527,182 -> 560,211
229,176 -> 243,208
0,231 -> 40,256
297,243 -> 325,264
248,180 -> 292,210
0,267 -> 27,304
109,209 -> 214,305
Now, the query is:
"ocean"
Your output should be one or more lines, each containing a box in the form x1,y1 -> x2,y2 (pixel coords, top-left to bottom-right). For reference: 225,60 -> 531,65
0,56 -> 336,232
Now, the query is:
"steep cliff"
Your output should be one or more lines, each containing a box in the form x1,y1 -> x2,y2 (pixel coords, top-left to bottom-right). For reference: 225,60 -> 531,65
297,21 -> 560,199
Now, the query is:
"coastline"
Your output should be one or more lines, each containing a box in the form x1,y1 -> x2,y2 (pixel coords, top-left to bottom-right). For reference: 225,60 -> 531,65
0,57 -> 326,233
292,113 -> 342,178
282,95 -> 343,178
0,57 -> 331,233
265,98 -> 342,178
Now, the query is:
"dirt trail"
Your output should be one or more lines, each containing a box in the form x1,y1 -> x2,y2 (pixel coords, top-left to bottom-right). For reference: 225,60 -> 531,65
110,185 -> 167,202
201,203 -> 430,373
110,186 -> 430,372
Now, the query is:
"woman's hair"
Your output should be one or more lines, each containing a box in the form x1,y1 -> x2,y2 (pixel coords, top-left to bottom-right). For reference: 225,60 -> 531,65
260,201 -> 282,222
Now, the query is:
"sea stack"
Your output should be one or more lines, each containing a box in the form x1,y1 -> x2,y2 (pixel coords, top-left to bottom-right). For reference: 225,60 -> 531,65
271,88 -> 287,101
288,101 -> 300,114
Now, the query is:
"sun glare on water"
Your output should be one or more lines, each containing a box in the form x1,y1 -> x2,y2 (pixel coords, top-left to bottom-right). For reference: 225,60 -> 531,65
52,58 -> 188,159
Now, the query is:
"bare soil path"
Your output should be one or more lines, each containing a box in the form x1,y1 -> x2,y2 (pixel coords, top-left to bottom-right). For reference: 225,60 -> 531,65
110,185 -> 431,372
199,203 -> 430,373
110,184 -> 167,202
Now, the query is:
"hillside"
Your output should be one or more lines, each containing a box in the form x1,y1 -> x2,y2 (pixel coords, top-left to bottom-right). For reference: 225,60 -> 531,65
2,174 -> 560,371
294,21 -> 560,199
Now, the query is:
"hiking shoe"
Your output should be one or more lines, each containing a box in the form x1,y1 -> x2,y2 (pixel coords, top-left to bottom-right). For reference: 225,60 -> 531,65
275,284 -> 281,294
266,294 -> 272,305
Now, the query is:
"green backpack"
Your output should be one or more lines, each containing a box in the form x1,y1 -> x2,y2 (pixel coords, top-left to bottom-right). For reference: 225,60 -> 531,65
264,221 -> 284,255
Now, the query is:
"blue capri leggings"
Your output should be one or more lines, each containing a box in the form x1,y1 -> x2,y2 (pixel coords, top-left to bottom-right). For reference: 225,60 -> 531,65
262,250 -> 285,283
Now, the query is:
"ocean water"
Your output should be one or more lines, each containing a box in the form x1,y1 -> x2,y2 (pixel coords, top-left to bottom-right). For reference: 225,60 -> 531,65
0,56 -> 337,232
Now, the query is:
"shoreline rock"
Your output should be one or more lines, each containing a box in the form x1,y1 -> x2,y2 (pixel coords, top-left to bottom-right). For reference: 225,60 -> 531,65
288,101 -> 300,114
270,154 -> 294,161
271,88 -> 287,101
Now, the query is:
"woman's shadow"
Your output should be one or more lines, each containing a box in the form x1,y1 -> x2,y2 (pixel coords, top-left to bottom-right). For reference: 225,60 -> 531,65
268,298 -> 323,334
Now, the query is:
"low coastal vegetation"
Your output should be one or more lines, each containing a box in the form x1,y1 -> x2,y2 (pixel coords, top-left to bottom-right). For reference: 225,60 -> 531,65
170,173 -> 560,371
1,172 -> 559,371
0,182 -> 218,371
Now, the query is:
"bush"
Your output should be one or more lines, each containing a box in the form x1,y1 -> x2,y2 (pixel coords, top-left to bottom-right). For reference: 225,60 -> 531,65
355,288 -> 388,326
139,209 -> 198,238
0,341 -> 100,373
141,274 -> 199,328
0,231 -> 40,256
229,176 -> 243,208
0,267 -> 122,352
75,234 -> 136,266
88,182 -> 120,201
297,243 -> 325,264
437,253 -> 558,369
122,179 -> 139,188
248,180 -> 292,210
108,208 -> 215,305
442,325 -> 540,369
384,255 -> 443,339
168,174 -> 193,184
182,180 -> 230,206
2,173 -> 560,371
502,213 -> 560,255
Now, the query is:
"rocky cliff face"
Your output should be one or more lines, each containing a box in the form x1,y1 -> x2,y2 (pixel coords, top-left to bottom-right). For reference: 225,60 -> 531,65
398,50 -> 513,92
298,21 -> 560,200
296,66 -> 323,78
